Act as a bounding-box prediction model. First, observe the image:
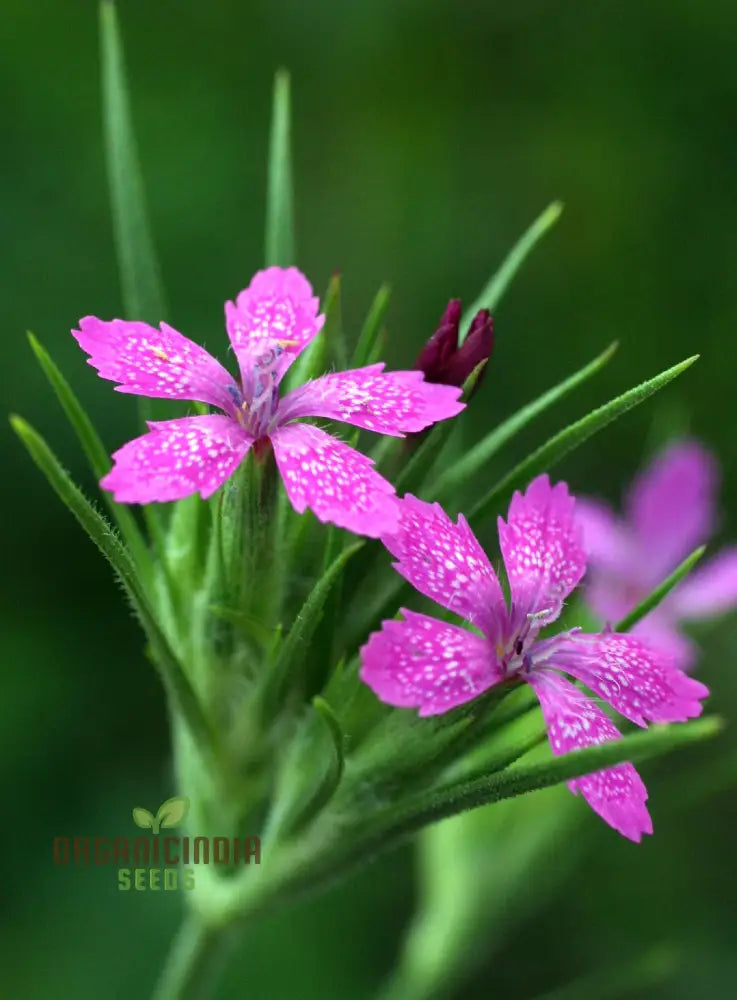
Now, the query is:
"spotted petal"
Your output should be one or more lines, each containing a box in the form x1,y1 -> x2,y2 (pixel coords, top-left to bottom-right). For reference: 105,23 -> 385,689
498,475 -> 587,628
626,440 -> 717,583
360,610 -> 499,715
630,614 -> 698,673
527,671 -> 652,842
381,494 -> 506,639
101,415 -> 253,503
548,632 -> 709,727
269,422 -> 397,537
277,364 -> 464,436
225,267 -> 325,386
73,317 -> 237,413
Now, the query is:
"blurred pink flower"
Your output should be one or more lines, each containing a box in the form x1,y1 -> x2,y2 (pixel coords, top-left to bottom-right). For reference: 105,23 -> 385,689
360,476 -> 708,841
73,266 -> 464,538
577,440 -> 737,669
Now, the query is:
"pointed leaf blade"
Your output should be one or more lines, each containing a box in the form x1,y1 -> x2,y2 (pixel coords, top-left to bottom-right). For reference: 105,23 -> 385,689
432,342 -> 618,503
461,201 -> 563,340
10,416 -> 221,766
265,68 -> 295,267
99,0 -> 166,322
351,284 -> 392,368
26,332 -> 151,573
469,355 -> 698,525
615,546 -> 706,633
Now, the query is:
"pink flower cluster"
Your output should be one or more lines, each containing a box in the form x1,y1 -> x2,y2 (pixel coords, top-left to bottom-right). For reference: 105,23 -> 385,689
75,266 -> 719,840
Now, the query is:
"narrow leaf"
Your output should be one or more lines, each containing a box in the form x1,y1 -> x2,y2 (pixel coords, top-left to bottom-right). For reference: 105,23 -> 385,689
265,68 -> 295,267
460,201 -> 563,340
432,342 -> 618,503
469,355 -> 698,525
351,284 -> 392,368
99,0 -> 166,321
320,273 -> 346,369
11,416 -> 222,767
393,358 -> 491,496
252,717 -> 721,916
615,546 -> 706,633
383,716 -> 721,841
532,945 -> 676,1000
257,541 -> 365,715
27,332 -> 151,573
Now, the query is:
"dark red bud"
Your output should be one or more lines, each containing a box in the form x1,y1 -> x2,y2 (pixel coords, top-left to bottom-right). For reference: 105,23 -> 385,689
442,309 -> 493,394
415,300 -> 493,396
414,299 -> 462,381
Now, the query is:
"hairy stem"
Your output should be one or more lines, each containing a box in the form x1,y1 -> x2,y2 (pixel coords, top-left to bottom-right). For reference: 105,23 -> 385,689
152,914 -> 234,1000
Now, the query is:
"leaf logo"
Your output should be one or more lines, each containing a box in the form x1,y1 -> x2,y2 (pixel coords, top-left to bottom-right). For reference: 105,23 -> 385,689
132,796 -> 189,835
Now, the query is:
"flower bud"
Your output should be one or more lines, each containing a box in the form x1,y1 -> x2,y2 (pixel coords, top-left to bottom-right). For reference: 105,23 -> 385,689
415,300 -> 493,396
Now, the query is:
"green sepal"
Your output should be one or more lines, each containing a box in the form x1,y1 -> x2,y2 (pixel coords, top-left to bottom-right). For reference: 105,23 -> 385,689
615,545 -> 706,633
255,540 -> 365,717
351,283 -> 392,368
432,341 -> 618,504
265,68 -> 295,268
460,200 -> 563,340
343,685 -> 511,802
264,696 -> 346,842
469,355 -> 698,525
26,332 -> 152,576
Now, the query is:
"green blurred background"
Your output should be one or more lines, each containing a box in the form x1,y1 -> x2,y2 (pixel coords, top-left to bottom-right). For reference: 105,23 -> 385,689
2,1 -> 737,997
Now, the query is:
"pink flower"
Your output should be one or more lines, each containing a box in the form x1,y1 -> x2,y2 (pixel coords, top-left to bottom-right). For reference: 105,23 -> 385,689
360,476 -> 709,840
73,267 -> 464,537
577,440 -> 737,669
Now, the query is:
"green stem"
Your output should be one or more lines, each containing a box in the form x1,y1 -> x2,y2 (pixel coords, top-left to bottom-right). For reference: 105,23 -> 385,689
152,914 -> 233,1000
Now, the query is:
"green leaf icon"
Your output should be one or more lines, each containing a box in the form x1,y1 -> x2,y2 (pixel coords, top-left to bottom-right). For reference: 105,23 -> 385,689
154,796 -> 189,833
132,807 -> 154,830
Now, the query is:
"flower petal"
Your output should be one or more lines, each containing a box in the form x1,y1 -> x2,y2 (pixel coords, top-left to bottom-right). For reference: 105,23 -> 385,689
527,671 -> 652,842
631,614 -> 698,673
381,494 -> 506,639
73,317 -> 237,413
224,266 -> 324,386
101,415 -> 253,503
670,547 -> 737,621
278,364 -> 464,436
269,422 -> 397,537
548,632 -> 709,727
626,440 -> 718,582
360,610 -> 499,715
498,475 -> 587,628
575,497 -> 634,577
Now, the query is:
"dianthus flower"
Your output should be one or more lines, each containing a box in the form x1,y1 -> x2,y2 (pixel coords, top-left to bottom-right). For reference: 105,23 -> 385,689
360,476 -> 708,839
74,267 -> 464,537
